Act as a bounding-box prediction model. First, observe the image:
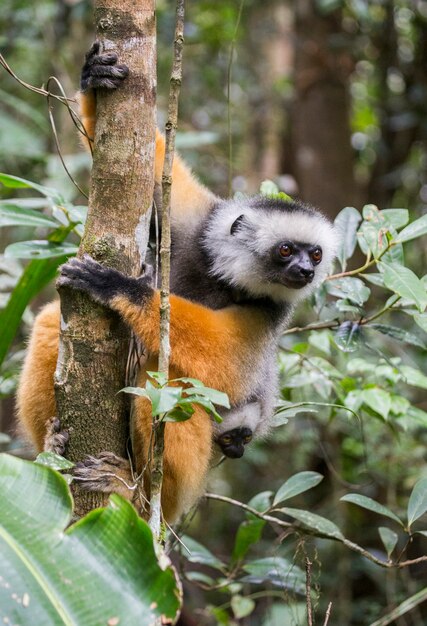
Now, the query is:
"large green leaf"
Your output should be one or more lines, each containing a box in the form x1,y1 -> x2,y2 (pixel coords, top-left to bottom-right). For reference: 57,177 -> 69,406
368,324 -> 426,350
0,173 -> 64,203
397,214 -> 427,243
379,262 -> 427,313
0,454 -> 180,625
0,204 -> 58,228
5,240 -> 78,259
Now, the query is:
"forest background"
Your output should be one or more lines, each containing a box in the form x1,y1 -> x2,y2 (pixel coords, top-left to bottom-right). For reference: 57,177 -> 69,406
1,0 -> 427,625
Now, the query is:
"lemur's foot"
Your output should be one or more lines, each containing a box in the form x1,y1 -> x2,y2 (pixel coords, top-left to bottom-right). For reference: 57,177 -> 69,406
73,451 -> 136,501
44,417 -> 69,455
57,255 -> 154,307
81,41 -> 129,91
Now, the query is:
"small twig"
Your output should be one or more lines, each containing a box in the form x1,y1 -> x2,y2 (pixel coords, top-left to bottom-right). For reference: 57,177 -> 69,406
306,557 -> 314,626
149,0 -> 185,538
323,602 -> 333,626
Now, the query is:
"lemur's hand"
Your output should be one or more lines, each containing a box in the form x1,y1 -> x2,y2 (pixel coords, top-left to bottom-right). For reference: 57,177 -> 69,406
57,255 -> 154,307
80,41 -> 129,92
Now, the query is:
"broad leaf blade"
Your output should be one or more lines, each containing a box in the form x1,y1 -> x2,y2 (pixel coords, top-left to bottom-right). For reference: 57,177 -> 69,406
378,527 -> 398,558
397,214 -> 427,243
0,204 -> 58,228
279,507 -> 344,539
273,471 -> 323,506
5,240 -> 78,259
407,478 -> 427,527
379,262 -> 427,313
0,454 -> 180,624
341,494 -> 403,525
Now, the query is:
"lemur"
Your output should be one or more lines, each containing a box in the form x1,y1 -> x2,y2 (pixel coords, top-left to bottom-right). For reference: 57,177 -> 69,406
16,44 -> 337,523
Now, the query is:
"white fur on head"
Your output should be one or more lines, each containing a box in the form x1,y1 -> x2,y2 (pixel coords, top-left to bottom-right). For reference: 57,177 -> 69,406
203,196 -> 339,303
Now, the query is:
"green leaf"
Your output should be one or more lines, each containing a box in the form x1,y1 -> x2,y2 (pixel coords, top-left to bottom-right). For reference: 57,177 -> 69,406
334,207 -> 362,270
279,507 -> 344,539
334,321 -> 361,352
381,209 -> 409,230
400,365 -> 427,390
413,313 -> 427,333
5,240 -> 78,259
260,180 -> 280,195
407,478 -> 427,527
0,253 -> 68,367
379,262 -> 427,313
181,535 -> 225,570
362,272 -> 384,287
273,471 -> 323,506
368,324 -> 426,350
241,557 -> 306,594
231,595 -> 255,619
362,388 -> 391,419
232,519 -> 265,562
378,527 -> 398,558
0,173 -> 64,203
179,395 -> 223,422
0,454 -> 180,624
397,214 -> 427,243
35,452 -> 74,471
184,385 -> 230,408
247,491 -> 273,514
326,276 -> 370,306
0,204 -> 58,228
340,494 -> 403,525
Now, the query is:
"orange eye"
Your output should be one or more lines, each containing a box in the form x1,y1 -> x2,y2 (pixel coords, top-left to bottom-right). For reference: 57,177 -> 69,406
221,435 -> 232,444
311,248 -> 322,264
244,434 -> 252,444
279,244 -> 293,258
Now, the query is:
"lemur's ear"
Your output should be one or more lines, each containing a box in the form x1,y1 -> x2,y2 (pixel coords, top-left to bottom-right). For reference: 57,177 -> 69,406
230,214 -> 248,235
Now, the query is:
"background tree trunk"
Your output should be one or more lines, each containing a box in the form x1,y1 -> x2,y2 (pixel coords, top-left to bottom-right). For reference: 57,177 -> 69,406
54,0 -> 156,517
291,0 -> 358,217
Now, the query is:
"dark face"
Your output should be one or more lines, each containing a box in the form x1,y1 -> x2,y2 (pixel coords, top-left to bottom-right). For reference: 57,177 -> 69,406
269,241 -> 322,289
216,427 -> 253,458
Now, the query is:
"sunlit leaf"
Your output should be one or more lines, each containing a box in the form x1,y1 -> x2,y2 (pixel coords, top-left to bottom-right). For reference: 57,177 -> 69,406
397,214 -> 427,243
381,209 -> 409,230
400,366 -> 427,390
35,452 -> 74,471
0,173 -> 64,203
361,388 -> 391,419
5,240 -> 78,259
413,313 -> 427,333
379,262 -> 427,313
341,494 -> 403,525
326,276 -> 370,306
0,204 -> 58,228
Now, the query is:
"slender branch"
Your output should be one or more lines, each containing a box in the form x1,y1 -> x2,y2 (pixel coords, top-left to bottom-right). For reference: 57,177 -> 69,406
226,0 -> 245,195
306,557 -> 314,626
204,492 -> 427,570
323,602 -> 333,626
368,586 -> 427,626
149,0 -> 185,537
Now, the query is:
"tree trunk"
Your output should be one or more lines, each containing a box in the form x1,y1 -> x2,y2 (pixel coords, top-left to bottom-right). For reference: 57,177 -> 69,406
291,0 -> 358,218
54,0 -> 156,517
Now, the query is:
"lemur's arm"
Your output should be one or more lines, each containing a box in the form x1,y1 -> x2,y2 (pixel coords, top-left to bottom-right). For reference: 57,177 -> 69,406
58,256 -> 264,403
77,42 -> 216,219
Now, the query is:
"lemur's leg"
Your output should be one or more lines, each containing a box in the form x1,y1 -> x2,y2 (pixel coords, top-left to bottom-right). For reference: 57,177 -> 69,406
77,42 -> 216,218
57,256 -> 265,403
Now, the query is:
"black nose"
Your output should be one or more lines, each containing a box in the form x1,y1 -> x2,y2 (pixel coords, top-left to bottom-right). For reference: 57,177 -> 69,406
299,267 -> 314,281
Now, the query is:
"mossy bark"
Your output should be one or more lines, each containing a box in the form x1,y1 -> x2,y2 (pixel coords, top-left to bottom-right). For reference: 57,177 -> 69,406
54,0 -> 156,517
